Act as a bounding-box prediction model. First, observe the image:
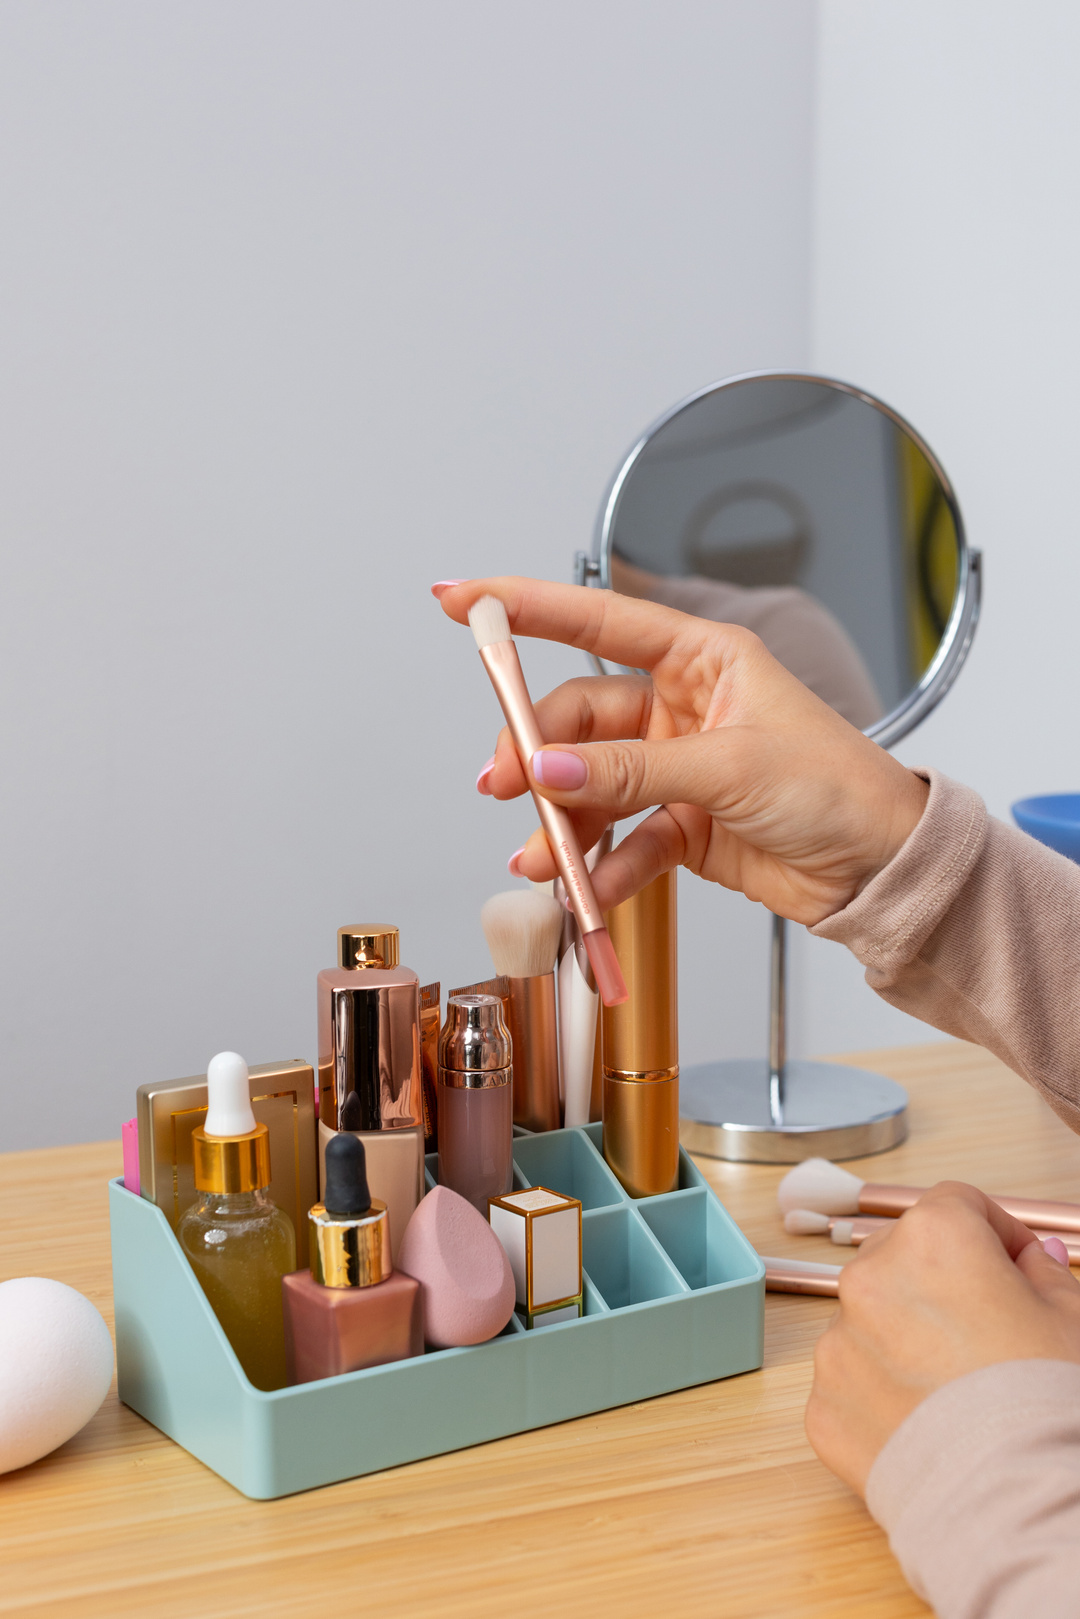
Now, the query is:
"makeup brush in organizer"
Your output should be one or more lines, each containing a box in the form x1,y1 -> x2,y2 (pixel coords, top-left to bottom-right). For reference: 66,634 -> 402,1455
783,1207 -> 1080,1263
466,595 -> 628,1009
778,1157 -> 1080,1236
480,889 -> 563,1133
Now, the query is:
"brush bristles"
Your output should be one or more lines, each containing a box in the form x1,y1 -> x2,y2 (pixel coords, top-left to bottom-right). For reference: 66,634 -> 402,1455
468,595 -> 512,652
829,1221 -> 856,1247
777,1157 -> 864,1216
783,1209 -> 831,1236
481,889 -> 564,978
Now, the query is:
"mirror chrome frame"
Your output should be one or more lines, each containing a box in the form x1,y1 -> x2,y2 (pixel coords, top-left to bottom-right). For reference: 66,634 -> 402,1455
579,370 -> 981,751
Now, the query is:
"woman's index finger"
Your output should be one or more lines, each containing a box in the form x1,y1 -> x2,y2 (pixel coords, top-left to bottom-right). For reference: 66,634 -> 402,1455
437,575 -> 704,674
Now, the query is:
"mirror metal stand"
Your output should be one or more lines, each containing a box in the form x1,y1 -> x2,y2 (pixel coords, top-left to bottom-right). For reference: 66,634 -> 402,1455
679,912 -> 909,1162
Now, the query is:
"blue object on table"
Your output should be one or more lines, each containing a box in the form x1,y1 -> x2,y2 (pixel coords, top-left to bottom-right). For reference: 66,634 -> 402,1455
1012,794 -> 1080,862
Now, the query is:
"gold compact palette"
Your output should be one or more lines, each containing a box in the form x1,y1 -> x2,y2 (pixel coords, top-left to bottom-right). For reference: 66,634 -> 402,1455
135,1059 -> 318,1267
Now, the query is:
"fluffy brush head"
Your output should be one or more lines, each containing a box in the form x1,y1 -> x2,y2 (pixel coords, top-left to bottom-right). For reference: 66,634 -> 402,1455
468,595 -> 512,651
777,1157 -> 864,1216
481,889 -> 563,978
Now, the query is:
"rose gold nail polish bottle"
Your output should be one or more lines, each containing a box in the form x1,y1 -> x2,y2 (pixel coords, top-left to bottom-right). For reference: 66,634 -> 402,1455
437,994 -> 513,1213
318,925 -> 424,1265
282,1134 -> 423,1384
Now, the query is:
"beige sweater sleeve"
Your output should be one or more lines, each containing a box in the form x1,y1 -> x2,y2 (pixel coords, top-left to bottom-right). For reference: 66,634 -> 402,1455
812,766 -> 1080,1131
812,769 -> 1080,1616
865,1361 -> 1080,1619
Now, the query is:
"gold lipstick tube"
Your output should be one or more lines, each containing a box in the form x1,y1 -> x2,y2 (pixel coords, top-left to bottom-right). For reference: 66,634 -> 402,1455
601,869 -> 679,1197
478,639 -> 626,1007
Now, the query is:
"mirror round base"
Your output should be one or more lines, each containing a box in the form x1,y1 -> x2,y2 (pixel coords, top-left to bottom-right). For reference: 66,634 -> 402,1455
679,1058 -> 908,1164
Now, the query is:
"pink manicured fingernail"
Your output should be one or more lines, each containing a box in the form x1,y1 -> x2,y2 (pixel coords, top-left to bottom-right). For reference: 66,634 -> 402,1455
531,750 -> 587,790
507,846 -> 526,876
1043,1236 -> 1070,1266
476,758 -> 495,794
430,579 -> 467,597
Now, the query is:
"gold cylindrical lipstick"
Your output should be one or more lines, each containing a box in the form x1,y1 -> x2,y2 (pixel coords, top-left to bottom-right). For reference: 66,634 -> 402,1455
601,869 -> 679,1197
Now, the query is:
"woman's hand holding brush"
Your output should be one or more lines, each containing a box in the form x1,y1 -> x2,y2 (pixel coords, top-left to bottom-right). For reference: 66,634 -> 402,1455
806,1182 -> 1080,1496
433,576 -> 928,926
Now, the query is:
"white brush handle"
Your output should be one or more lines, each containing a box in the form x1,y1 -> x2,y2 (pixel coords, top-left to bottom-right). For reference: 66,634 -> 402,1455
559,945 -> 599,1128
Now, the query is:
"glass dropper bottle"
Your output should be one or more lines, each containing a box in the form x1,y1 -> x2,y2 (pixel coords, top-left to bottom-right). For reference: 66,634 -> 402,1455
178,1051 -> 296,1390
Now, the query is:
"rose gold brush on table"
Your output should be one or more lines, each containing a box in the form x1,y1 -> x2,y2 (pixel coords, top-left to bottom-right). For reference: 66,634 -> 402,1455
467,596 -> 628,1007
761,1257 -> 841,1297
777,1157 -> 1080,1235
782,1207 -> 1080,1263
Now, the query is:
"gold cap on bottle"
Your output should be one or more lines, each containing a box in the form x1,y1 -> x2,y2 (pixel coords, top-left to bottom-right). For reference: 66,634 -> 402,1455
601,870 -> 678,1078
192,1123 -> 272,1194
309,1197 -> 392,1288
338,925 -> 400,970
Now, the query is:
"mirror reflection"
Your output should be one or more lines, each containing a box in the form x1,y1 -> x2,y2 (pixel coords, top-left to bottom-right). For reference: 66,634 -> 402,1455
602,376 -> 961,732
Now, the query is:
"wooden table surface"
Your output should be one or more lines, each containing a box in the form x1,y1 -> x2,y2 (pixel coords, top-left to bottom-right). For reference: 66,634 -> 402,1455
4,1039 -> 1080,1618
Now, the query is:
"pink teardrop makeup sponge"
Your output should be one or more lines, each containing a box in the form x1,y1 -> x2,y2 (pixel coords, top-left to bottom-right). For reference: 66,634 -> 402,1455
397,1186 -> 516,1348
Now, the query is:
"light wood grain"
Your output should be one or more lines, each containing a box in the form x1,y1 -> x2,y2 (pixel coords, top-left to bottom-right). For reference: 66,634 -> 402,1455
3,1040 -> 1080,1618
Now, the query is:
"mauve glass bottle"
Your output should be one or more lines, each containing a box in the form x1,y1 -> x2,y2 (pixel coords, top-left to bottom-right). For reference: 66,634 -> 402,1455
437,994 -> 513,1213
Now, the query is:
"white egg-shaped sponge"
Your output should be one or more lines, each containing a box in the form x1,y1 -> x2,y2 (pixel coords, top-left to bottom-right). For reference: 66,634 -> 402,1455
397,1186 -> 515,1349
0,1278 -> 114,1474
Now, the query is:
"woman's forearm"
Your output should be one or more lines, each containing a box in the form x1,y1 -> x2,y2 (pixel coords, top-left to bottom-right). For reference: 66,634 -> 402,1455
813,768 -> 1080,1130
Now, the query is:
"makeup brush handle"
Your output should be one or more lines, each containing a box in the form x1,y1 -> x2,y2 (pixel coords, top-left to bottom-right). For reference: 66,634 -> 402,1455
480,641 -> 603,939
861,1184 -> 1080,1234
762,1256 -> 841,1297
845,1214 -> 1079,1262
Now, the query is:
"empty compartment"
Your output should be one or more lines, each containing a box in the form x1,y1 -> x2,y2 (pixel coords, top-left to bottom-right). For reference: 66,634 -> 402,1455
512,1128 -> 626,1211
581,1204 -> 687,1310
638,1188 -> 761,1289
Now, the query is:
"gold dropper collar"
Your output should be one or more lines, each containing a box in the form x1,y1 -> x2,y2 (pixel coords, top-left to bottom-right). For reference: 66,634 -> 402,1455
192,1123 -> 271,1194
338,925 -> 400,970
309,1198 -> 392,1288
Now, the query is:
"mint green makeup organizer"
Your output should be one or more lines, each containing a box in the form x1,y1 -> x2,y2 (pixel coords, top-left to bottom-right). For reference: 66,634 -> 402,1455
109,1123 -> 764,1498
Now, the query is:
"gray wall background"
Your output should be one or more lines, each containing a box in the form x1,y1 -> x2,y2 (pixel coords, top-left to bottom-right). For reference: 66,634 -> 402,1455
1,2 -> 830,1150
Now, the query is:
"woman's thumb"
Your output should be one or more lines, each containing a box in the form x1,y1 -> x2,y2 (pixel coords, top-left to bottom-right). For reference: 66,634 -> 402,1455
530,732 -> 720,817
1014,1235 -> 1080,1299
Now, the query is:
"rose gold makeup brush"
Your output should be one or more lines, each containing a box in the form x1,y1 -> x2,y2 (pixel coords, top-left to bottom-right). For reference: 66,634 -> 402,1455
762,1255 -> 841,1297
468,595 -> 627,1007
777,1157 -> 1080,1236
783,1207 -> 1080,1263
481,889 -> 563,1133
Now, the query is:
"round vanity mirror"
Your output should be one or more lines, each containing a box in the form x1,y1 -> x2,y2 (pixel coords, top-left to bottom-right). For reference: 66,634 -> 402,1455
581,372 -> 982,1161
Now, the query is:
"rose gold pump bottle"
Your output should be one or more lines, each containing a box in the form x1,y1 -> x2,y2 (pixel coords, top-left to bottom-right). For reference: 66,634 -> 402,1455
317,925 -> 424,1263
437,994 -> 513,1213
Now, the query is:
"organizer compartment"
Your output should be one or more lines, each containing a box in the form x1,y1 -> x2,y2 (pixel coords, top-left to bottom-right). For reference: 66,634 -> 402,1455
510,1128 -> 626,1210
110,1128 -> 764,1499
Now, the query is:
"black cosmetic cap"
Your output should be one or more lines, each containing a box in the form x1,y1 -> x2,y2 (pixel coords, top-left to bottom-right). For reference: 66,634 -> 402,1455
323,1133 -> 372,1217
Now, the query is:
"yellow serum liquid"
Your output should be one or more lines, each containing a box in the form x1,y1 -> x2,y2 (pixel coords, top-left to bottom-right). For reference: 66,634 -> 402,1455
179,1188 -> 296,1391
